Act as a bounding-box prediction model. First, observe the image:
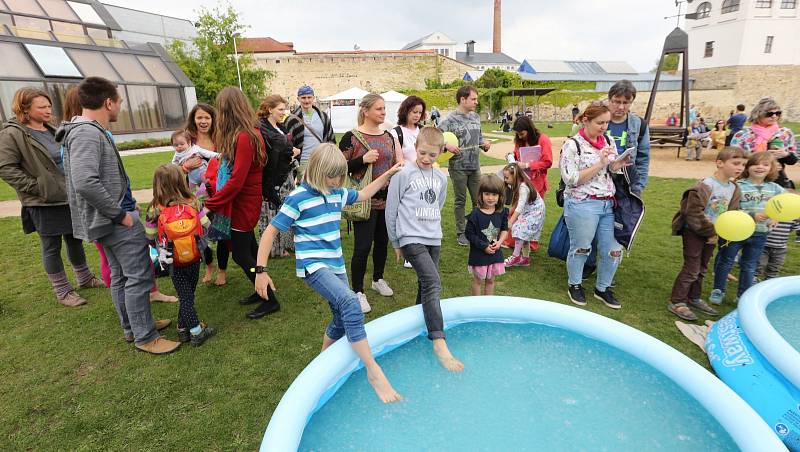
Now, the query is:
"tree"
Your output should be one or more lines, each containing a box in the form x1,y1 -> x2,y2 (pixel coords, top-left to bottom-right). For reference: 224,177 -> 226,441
475,68 -> 522,89
167,3 -> 270,107
651,53 -> 680,73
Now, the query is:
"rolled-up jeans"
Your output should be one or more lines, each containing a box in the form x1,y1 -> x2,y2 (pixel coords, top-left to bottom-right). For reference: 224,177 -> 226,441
401,243 -> 445,340
303,267 -> 366,343
563,197 -> 623,291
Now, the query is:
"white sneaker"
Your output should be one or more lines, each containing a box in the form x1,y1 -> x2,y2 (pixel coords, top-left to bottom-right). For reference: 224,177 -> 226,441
403,260 -> 412,269
357,292 -> 371,313
371,279 -> 394,296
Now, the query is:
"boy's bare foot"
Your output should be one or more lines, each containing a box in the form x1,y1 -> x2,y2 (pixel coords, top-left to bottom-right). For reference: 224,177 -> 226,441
150,291 -> 178,303
202,264 -> 216,284
433,339 -> 464,372
214,270 -> 227,286
366,365 -> 402,403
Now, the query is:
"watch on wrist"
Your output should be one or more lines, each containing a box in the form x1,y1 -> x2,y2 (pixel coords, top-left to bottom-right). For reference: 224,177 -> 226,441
252,265 -> 268,274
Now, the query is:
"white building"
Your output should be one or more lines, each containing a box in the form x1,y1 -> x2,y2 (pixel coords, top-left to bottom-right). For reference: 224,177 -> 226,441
687,0 -> 799,68
402,31 -> 457,58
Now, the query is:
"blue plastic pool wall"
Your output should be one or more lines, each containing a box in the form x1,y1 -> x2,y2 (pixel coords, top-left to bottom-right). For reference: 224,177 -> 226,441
261,296 -> 786,452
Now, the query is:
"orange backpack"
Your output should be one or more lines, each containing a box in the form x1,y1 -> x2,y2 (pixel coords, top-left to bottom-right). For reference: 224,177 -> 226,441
157,204 -> 203,267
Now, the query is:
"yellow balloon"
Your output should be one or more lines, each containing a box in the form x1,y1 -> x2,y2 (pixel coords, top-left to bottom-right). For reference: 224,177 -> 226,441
442,132 -> 459,147
714,210 -> 755,242
765,193 -> 800,222
436,151 -> 453,165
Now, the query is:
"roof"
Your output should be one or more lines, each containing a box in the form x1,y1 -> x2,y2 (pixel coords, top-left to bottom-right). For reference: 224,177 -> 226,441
322,87 -> 370,101
456,51 -> 519,65
380,90 -> 408,102
524,59 -> 637,75
296,49 -> 434,56
463,70 -> 484,81
402,32 -> 457,50
517,72 -> 686,82
238,37 -> 295,53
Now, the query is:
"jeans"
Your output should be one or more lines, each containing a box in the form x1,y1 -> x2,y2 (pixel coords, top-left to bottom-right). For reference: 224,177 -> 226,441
670,229 -> 715,304
450,168 -> 480,236
98,221 -> 158,346
402,243 -> 444,340
304,267 -> 366,343
563,198 -> 622,290
351,209 -> 388,293
713,233 -> 768,297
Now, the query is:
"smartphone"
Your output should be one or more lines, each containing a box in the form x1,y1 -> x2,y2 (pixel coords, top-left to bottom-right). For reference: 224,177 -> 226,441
611,147 -> 635,162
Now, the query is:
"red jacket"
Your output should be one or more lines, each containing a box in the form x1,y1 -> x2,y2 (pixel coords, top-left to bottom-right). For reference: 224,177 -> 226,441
204,130 -> 264,231
513,133 -> 553,195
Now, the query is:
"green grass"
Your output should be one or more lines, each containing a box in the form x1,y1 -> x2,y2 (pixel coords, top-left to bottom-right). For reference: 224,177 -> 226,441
483,121 -> 574,138
3,169 -> 800,449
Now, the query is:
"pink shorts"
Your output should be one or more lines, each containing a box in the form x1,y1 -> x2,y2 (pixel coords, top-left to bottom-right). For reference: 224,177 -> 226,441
468,263 -> 506,280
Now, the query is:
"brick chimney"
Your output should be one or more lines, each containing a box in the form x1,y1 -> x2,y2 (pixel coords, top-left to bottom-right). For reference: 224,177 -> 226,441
493,0 -> 501,53
466,40 -> 475,57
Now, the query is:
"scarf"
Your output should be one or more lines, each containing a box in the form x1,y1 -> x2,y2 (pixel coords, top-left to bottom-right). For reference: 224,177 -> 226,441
579,128 -> 606,150
750,124 -> 779,150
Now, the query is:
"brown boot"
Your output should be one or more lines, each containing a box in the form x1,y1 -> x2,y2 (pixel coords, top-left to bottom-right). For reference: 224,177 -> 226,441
155,319 -> 171,330
135,337 -> 181,355
58,291 -> 87,307
79,277 -> 106,289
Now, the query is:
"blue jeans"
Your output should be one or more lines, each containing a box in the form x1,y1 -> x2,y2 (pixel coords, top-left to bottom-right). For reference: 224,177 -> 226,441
563,198 -> 622,290
713,233 -> 768,297
304,267 -> 366,343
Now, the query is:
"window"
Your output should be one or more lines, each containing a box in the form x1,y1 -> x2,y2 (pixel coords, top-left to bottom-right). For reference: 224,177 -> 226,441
13,16 -> 51,32
696,2 -> 712,17
781,0 -> 796,7
721,0 -> 740,13
109,85 -> 133,133
0,42 -> 41,78
765,35 -> 774,53
104,53 -> 152,83
51,21 -> 83,34
67,1 -> 105,25
66,49 -> 120,81
0,81 -> 45,121
126,85 -> 162,130
86,27 -> 108,39
704,41 -> 714,57
159,87 -> 185,129
5,0 -> 45,15
136,56 -> 177,84
0,12 -> 13,31
46,81 -> 78,124
39,0 -> 79,21
756,0 -> 772,7
24,44 -> 82,77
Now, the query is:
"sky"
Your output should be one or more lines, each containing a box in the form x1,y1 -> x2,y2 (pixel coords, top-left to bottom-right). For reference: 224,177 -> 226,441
103,0 -> 686,72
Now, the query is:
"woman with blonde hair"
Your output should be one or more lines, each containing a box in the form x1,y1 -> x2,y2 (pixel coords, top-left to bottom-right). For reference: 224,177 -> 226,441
339,93 -> 402,312
0,87 -> 103,307
204,87 -> 279,319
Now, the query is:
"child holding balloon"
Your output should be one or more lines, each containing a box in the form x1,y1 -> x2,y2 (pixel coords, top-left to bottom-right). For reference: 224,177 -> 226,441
709,152 -> 785,305
668,147 -> 745,321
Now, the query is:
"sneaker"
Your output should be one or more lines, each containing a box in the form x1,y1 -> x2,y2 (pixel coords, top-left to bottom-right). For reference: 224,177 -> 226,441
568,284 -> 586,306
177,328 -> 190,343
79,277 -> 106,289
457,234 -> 469,247
688,298 -> 719,316
668,302 -> 698,321
191,326 -> 216,347
594,288 -> 621,309
371,279 -> 394,297
518,256 -> 531,267
357,292 -> 371,313
57,291 -> 87,307
504,255 -> 523,267
135,337 -> 181,355
245,299 -> 281,319
708,289 -> 725,305
403,260 -> 413,269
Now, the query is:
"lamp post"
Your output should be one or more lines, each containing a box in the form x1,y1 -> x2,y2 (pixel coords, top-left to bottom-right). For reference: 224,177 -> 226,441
232,32 -> 242,90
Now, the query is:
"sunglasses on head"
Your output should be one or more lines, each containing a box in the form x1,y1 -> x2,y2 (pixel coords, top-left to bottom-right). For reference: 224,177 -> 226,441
765,111 -> 782,118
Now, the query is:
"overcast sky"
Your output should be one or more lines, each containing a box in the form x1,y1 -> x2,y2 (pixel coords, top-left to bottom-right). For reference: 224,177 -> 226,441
103,0 -> 685,72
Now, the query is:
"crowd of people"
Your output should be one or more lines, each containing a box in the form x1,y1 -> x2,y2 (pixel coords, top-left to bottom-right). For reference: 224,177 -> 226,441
0,74 -> 797,402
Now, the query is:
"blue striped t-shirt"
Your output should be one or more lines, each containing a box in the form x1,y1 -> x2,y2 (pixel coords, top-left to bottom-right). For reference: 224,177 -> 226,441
271,183 -> 358,277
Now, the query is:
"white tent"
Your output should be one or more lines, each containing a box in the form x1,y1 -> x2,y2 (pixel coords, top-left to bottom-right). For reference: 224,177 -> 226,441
322,87 -> 370,133
380,90 -> 408,127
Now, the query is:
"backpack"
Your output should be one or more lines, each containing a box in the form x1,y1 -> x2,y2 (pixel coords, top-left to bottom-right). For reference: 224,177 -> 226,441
157,204 -> 203,267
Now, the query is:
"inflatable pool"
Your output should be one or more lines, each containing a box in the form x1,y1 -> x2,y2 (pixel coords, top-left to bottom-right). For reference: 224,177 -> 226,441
263,296 -> 784,451
706,276 -> 800,451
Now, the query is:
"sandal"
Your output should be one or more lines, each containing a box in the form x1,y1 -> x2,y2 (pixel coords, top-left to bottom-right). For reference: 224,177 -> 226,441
668,302 -> 697,321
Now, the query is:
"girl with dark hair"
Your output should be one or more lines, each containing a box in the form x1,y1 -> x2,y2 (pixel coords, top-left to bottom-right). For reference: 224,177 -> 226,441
389,95 -> 426,163
511,116 -> 553,196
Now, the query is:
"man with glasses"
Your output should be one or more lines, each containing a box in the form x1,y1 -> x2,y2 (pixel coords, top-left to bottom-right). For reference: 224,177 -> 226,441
605,80 -> 650,194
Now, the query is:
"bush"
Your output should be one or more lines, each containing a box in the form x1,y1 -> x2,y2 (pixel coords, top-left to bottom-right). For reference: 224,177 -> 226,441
117,138 -> 172,151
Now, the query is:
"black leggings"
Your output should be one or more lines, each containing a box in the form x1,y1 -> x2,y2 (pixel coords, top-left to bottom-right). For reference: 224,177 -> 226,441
350,209 -> 388,293
230,229 -> 277,302
39,233 -> 86,274
172,261 -> 200,329
203,241 -> 230,270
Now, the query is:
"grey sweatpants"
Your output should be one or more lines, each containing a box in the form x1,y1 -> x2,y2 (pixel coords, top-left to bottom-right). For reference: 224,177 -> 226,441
402,243 -> 444,340
757,246 -> 788,280
98,221 -> 158,346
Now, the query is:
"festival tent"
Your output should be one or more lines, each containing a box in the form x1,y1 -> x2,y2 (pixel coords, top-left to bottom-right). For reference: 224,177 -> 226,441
380,90 -> 408,126
322,87 -> 370,133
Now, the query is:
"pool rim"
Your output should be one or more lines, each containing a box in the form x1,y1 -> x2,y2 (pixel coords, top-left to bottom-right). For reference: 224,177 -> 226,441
261,296 -> 785,452
739,275 -> 800,389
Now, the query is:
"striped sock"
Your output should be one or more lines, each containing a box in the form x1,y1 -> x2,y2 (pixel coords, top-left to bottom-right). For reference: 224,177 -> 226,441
73,264 -> 94,287
47,271 -> 74,299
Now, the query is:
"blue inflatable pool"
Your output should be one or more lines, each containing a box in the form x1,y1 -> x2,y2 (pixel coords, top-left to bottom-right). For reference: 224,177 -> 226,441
262,297 -> 783,451
706,276 -> 800,451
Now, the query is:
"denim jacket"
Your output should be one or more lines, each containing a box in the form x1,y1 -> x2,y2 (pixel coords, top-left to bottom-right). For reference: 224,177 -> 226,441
622,112 -> 650,194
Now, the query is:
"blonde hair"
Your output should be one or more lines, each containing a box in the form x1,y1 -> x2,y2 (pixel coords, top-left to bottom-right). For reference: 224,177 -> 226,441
303,143 -> 348,194
416,125 -> 444,151
149,164 -> 194,211
12,87 -> 52,123
357,93 -> 384,126
257,94 -> 287,119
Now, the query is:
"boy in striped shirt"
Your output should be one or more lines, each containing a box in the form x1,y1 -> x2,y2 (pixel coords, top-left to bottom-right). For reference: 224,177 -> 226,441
254,143 -> 404,404
756,220 -> 799,280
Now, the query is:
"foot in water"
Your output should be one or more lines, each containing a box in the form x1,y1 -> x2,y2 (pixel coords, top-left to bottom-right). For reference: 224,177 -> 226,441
433,339 -> 464,372
366,365 -> 402,403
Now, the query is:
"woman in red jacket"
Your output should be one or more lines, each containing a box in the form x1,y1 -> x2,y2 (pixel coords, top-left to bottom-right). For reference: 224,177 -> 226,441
204,87 -> 279,319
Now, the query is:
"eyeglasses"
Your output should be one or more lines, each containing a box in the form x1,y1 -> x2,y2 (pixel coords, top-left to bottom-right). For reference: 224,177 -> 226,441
765,111 -> 782,118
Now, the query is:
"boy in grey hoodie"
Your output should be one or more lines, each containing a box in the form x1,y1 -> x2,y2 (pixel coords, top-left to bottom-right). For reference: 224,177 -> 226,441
386,126 -> 464,372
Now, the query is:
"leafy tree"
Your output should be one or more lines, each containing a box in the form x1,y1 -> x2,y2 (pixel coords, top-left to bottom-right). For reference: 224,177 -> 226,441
475,68 -> 522,89
167,3 -> 270,106
651,53 -> 680,72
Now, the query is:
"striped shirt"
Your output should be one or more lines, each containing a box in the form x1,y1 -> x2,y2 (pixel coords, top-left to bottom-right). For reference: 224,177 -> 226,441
271,183 -> 358,277
765,220 -> 797,249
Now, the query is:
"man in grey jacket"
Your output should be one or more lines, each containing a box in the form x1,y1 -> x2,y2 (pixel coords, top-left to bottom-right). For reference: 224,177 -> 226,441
439,85 -> 491,246
61,77 -> 179,355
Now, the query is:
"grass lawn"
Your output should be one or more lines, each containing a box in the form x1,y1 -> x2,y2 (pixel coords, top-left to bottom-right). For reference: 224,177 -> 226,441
3,168 -> 800,449
482,120 -> 574,138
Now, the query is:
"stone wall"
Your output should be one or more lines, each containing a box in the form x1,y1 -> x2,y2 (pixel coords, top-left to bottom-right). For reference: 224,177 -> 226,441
255,52 -> 472,100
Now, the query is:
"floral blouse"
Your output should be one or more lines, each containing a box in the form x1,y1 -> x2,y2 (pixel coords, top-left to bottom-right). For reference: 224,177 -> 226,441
559,135 -> 619,201
731,127 -> 797,154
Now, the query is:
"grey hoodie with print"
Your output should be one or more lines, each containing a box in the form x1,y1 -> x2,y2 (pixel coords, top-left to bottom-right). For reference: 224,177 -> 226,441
386,163 -> 448,248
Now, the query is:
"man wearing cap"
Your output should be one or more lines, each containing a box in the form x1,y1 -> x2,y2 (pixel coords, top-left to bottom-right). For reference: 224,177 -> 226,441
285,85 -> 336,175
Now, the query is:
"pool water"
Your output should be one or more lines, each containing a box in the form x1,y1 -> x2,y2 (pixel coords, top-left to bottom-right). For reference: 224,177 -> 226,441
299,323 -> 737,451
766,296 -> 800,351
